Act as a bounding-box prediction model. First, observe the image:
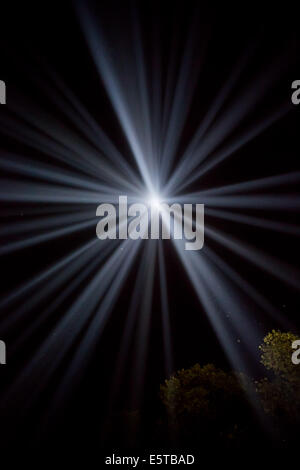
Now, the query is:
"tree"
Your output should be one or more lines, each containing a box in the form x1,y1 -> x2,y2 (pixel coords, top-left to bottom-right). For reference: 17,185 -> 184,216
259,330 -> 299,381
160,363 -> 253,445
256,330 -> 300,434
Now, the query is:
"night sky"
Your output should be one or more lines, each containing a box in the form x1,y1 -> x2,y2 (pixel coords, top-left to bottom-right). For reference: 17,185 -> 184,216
0,0 -> 299,459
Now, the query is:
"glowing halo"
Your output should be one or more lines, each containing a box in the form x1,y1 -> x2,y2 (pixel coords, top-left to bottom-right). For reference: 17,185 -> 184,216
148,194 -> 162,211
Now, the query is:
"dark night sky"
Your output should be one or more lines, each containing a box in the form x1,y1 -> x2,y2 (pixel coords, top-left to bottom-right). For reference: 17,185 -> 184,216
0,0 -> 300,455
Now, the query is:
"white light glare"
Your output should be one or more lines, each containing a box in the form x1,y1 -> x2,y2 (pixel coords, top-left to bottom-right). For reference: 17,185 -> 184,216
149,194 -> 161,211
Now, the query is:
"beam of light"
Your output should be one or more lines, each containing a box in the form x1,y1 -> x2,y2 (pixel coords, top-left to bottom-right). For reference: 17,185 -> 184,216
205,207 -> 300,237
163,213 -> 270,426
0,111 -> 139,193
105,243 -> 154,413
205,224 -> 300,290
174,193 -> 300,211
25,58 -> 141,187
0,239 -> 111,337
148,193 -> 162,212
0,209 -> 97,238
0,238 -> 141,414
130,8 -> 156,183
0,153 -> 124,194
159,12 -> 208,184
163,37 -> 259,182
150,24 -> 163,189
130,240 -> 157,409
2,238 -> 105,342
166,42 -> 294,193
0,4 -> 298,440
0,180 -> 126,204
158,212 -> 247,374
158,240 -> 174,377
181,172 -> 300,197
204,246 -> 295,331
159,209 -> 257,373
0,215 -> 98,255
98,241 -> 162,444
172,243 -> 270,429
162,208 -> 295,422
0,79 -> 141,192
171,237 -> 256,372
0,238 -> 99,310
40,240 -> 143,423
77,2 -> 155,193
167,103 -> 290,195
0,111 -> 102,180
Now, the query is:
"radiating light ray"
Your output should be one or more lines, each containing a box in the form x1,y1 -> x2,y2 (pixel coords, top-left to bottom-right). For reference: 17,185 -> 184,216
38,240 -> 143,421
160,13 -> 207,183
27,61 -> 141,187
0,238 -> 98,310
0,209 -> 96,237
206,207 -> 300,237
164,39 -> 259,187
171,105 -> 289,193
77,2 -> 154,193
0,116 -> 110,185
167,43 -> 292,193
150,25 -> 163,189
171,237 -> 252,371
204,246 -> 294,331
0,89 -> 138,191
160,209 -> 252,360
0,238 -> 139,413
0,110 -> 137,192
160,29 -> 179,165
158,241 -> 173,377
0,180 -> 125,204
163,208 -> 296,383
107,243 -> 153,407
131,240 -> 157,409
1,204 -> 81,218
96,242 -> 157,445
0,153 -> 120,194
169,236 -> 268,427
131,9 -> 156,182
0,3 -> 298,440
205,225 -> 300,290
174,193 -> 300,211
1,236 -> 105,334
182,172 -> 300,197
9,244 -> 105,357
198,253 -> 264,361
0,216 -> 98,255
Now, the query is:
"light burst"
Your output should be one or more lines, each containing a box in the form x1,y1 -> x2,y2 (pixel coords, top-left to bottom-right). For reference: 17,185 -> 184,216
0,1 -> 299,435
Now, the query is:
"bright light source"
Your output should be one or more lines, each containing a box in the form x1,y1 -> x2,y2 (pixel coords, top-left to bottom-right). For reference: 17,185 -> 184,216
149,194 -> 161,211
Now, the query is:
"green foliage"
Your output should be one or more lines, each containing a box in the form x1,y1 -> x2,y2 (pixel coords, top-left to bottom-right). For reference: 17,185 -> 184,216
259,329 -> 299,380
255,377 -> 297,418
161,363 -> 242,416
159,330 -> 300,446
160,363 -> 251,444
257,330 -> 300,424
